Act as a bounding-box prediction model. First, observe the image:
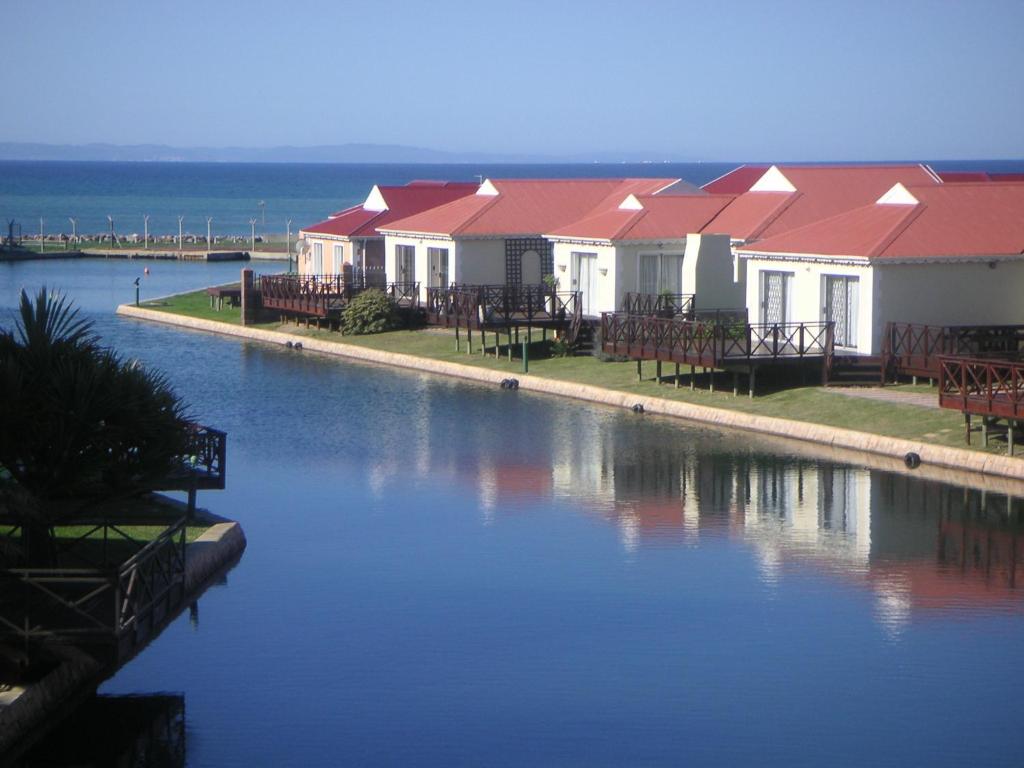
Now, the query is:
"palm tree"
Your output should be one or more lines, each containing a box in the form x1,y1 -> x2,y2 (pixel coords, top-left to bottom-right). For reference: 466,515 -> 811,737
0,287 -> 193,566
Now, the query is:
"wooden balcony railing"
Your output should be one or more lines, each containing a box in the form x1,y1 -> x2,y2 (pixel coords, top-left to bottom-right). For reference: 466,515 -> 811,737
425,284 -> 582,340
883,322 -> 1024,379
601,313 -> 833,369
621,292 -> 695,318
938,356 -> 1024,420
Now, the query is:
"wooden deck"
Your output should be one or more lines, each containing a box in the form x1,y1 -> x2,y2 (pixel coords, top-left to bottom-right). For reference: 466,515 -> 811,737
883,321 -> 1024,380
939,356 -> 1024,420
259,274 -> 419,319
425,284 -> 583,341
601,312 -> 833,372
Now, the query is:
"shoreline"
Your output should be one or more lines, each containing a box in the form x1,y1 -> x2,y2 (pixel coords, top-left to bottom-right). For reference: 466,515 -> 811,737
116,303 -> 1024,489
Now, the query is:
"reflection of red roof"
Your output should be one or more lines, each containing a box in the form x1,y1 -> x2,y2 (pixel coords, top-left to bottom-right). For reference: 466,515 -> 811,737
379,178 -> 679,237
739,183 -> 1024,260
705,164 -> 942,243
548,194 -> 734,241
702,165 -> 769,194
493,463 -> 553,496
302,182 -> 477,238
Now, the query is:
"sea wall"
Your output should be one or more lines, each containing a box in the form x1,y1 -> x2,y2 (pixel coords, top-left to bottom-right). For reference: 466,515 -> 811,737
116,304 -> 1024,486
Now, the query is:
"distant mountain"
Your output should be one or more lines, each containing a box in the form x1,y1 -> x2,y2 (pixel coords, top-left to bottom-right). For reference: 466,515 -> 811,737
0,142 -> 694,164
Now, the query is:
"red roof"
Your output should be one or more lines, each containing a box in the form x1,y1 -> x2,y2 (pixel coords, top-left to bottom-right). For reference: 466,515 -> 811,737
704,164 -> 942,242
301,182 -> 477,238
937,171 -> 992,183
738,183 -> 1024,260
701,164 -> 769,194
379,178 -> 679,237
548,193 -> 735,241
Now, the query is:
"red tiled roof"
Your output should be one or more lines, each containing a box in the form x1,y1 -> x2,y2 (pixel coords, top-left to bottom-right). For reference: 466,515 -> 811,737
701,164 -> 769,194
705,164 -> 942,242
547,194 -> 735,241
738,183 -> 1024,260
379,178 -> 679,237
301,182 -> 477,238
937,171 -> 992,182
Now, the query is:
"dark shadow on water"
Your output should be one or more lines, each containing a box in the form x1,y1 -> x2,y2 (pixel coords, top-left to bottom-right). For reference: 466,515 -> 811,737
16,693 -> 185,767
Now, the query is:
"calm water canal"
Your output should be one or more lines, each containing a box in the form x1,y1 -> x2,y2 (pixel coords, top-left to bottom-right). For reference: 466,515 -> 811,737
4,260 -> 1024,767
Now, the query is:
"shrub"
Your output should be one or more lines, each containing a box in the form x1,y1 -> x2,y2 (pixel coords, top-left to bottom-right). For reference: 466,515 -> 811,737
340,289 -> 399,335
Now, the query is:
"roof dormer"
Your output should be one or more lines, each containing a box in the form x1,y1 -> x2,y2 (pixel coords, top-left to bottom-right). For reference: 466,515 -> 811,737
618,194 -> 644,211
476,179 -> 500,196
876,183 -> 920,206
749,165 -> 797,193
363,185 -> 389,212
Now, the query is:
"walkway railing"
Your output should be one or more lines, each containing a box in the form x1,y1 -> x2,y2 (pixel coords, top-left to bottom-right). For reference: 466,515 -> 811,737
0,517 -> 187,646
601,313 -> 833,369
939,356 -> 1024,420
883,322 -> 1024,379
425,284 -> 582,341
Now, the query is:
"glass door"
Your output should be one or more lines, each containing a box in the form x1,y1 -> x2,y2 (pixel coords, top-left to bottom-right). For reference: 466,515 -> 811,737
428,247 -> 449,289
825,275 -> 858,347
761,271 -> 790,325
396,245 -> 415,285
572,252 -> 598,316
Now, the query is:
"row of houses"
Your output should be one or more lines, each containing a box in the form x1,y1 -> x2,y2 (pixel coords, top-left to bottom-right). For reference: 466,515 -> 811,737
298,164 -> 1024,357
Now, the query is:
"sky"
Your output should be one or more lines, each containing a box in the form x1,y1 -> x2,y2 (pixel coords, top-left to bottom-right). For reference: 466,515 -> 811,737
2,0 -> 1023,161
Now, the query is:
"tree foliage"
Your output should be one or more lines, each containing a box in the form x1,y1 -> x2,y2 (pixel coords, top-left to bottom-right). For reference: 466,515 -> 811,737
0,288 -> 193,530
339,289 -> 399,335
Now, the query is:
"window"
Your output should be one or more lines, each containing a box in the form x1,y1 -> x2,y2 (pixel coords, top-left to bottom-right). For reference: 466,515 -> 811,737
312,242 -> 323,274
824,275 -> 859,347
396,244 -> 415,285
427,247 -> 449,288
760,270 -> 792,325
638,253 -> 684,295
332,244 -> 344,274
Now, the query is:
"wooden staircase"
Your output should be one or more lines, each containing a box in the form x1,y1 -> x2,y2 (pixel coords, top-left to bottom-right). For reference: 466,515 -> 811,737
827,354 -> 884,386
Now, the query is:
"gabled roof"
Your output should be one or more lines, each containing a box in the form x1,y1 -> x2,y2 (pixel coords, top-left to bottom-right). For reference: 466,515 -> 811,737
736,182 -> 1024,261
701,164 -> 770,194
937,171 -> 1024,183
704,164 -> 943,242
302,181 -> 477,238
378,178 -> 680,237
547,193 -> 735,242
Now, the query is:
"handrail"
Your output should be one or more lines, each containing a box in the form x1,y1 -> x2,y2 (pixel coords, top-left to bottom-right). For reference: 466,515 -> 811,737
938,355 -> 1024,418
883,321 -> 1024,379
622,292 -> 695,318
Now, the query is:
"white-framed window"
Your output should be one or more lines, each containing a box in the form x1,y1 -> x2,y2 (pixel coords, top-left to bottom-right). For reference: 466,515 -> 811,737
332,244 -> 344,274
312,241 -> 323,274
638,253 -> 684,295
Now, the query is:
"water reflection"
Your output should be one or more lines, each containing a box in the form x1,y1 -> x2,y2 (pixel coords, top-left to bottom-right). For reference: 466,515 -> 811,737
17,694 -> 185,767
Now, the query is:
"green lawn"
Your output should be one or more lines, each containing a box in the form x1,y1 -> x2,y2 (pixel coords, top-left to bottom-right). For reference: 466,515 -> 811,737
141,290 -> 1000,455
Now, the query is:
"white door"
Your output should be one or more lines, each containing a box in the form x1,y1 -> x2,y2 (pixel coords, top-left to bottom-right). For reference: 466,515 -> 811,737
761,271 -> 790,325
312,242 -> 323,274
572,252 -> 598,316
396,245 -> 415,285
825,275 -> 859,348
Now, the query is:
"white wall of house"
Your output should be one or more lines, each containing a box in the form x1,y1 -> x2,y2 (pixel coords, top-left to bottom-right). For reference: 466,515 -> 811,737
551,240 -> 617,314
873,258 -> 1024,333
455,238 -> 506,286
742,256 -> 875,353
298,234 -> 354,276
741,255 -> 1024,355
683,234 -> 745,311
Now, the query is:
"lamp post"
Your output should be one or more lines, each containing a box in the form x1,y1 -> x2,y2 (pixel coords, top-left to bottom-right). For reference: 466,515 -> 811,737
68,217 -> 78,245
249,218 -> 257,253
206,216 -> 213,255
258,200 -> 265,226
39,217 -> 44,253
143,214 -> 150,250
178,215 -> 184,252
108,215 -> 117,248
286,219 -> 292,273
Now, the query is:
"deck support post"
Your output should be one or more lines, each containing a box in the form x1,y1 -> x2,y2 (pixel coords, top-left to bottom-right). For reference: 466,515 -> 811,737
912,375 -> 918,386
455,325 -> 460,351
749,368 -> 756,399
733,372 -> 739,397
1009,421 -> 1016,456
656,361 -> 662,384
637,360 -> 642,382
467,328 -> 473,355
675,363 -> 680,389
508,331 -> 513,362
690,365 -> 696,391
982,417 -> 989,447
965,413 -> 971,445
709,369 -> 715,394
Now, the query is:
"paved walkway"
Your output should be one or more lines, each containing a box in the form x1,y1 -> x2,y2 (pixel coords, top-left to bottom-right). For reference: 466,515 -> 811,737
826,386 -> 939,409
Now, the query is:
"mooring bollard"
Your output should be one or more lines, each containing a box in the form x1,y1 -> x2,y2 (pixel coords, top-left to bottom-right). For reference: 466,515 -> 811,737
522,340 -> 529,374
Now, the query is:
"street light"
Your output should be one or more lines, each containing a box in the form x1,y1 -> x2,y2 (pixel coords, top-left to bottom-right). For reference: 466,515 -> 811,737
178,215 -> 184,252
68,217 -> 78,245
286,219 -> 292,273
39,217 -> 44,253
249,218 -> 257,253
108,215 -> 117,248
258,200 -> 266,227
206,216 -> 213,255
143,214 -> 150,250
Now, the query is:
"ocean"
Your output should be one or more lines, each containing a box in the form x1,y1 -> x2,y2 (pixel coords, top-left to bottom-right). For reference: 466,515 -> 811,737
2,159 -> 1023,239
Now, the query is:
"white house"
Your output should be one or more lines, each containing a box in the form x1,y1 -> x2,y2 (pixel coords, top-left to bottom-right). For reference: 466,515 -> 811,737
735,182 -> 1024,354
376,178 -> 691,300
544,193 -> 738,316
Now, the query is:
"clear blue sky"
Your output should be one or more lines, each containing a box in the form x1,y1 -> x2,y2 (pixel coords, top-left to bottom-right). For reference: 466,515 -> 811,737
3,0 -> 1022,160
